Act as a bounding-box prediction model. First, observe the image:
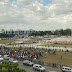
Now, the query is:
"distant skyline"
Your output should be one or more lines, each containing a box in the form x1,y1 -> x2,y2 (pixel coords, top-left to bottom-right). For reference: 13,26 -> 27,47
0,0 -> 72,31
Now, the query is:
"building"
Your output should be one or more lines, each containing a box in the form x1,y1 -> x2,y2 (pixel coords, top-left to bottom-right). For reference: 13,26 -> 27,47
1,29 -> 36,37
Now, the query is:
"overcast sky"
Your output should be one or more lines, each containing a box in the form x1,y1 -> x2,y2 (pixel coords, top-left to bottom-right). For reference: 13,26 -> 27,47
0,0 -> 72,31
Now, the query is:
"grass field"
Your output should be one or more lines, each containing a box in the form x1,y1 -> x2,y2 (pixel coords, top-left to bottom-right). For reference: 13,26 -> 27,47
29,38 -> 51,41
0,39 -> 16,44
38,44 -> 72,48
39,51 -> 72,67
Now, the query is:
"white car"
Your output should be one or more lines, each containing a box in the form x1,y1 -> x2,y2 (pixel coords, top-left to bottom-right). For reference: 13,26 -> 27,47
23,60 -> 33,66
4,55 -> 10,60
33,64 -> 45,72
9,58 -> 18,63
0,55 -> 4,61
61,66 -> 72,72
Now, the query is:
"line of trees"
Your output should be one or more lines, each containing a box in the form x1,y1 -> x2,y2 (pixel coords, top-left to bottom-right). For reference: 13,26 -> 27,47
30,28 -> 72,36
0,34 -> 15,38
54,29 -> 71,36
30,31 -> 53,36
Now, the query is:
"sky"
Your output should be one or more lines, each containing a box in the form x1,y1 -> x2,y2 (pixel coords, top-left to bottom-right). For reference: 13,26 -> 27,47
0,0 -> 72,31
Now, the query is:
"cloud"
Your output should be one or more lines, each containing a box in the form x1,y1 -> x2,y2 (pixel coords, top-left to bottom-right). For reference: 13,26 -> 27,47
0,0 -> 72,31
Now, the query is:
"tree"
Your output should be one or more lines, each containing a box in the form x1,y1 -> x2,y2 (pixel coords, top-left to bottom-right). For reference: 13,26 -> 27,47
59,29 -> 64,35
64,29 -> 71,36
0,61 -> 26,72
2,61 -> 18,70
54,30 -> 60,36
12,30 -> 14,35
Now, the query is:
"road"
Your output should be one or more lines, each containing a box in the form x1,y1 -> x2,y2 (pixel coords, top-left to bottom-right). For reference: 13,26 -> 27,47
18,61 -> 62,72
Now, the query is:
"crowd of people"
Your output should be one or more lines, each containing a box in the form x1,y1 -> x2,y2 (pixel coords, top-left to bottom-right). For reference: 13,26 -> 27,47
0,45 -> 56,61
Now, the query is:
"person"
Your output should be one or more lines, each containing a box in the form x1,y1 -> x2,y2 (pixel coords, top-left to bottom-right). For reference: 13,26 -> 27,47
53,50 -> 56,55
61,55 -> 62,60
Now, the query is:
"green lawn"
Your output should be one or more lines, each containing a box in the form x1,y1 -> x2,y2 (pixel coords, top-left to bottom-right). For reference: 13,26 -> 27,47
39,51 -> 72,67
29,38 -> 51,41
0,39 -> 16,44
29,38 -> 43,41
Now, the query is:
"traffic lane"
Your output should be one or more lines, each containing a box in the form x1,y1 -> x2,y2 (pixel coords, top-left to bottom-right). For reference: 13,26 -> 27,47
18,61 -> 35,72
18,61 -> 62,72
44,66 -> 61,72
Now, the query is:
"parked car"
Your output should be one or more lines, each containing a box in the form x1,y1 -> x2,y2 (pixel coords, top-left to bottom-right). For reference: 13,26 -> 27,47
61,66 -> 72,72
0,55 -> 4,62
9,58 -> 18,63
23,60 -> 33,66
33,64 -> 45,72
4,55 -> 10,60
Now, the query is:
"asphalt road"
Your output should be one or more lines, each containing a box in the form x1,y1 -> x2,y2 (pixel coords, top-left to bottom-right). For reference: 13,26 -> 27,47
18,61 -> 62,72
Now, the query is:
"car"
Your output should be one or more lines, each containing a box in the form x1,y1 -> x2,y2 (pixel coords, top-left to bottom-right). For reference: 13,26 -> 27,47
23,60 -> 33,66
9,58 -> 18,63
61,66 -> 72,72
0,55 -> 4,62
4,55 -> 10,60
33,64 -> 45,72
